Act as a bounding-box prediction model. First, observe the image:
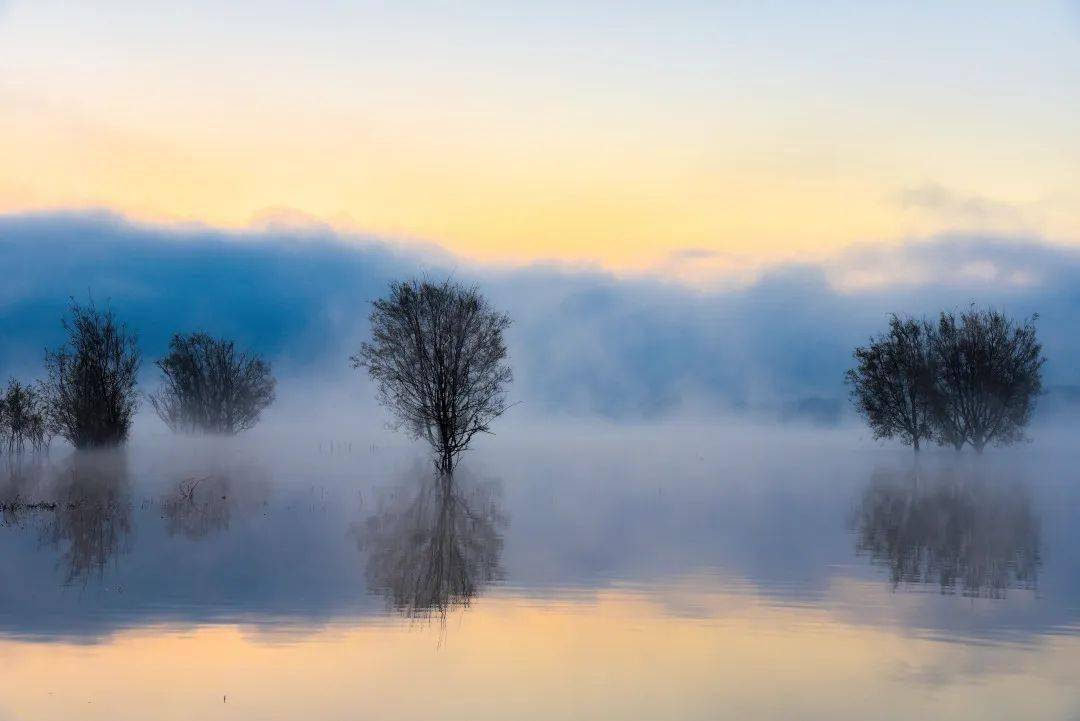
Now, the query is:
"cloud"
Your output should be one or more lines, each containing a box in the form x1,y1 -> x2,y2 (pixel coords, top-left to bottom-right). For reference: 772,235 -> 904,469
896,183 -> 1027,228
667,247 -> 720,261
1,211 -> 1079,420
656,247 -> 764,287
827,234 -> 1063,291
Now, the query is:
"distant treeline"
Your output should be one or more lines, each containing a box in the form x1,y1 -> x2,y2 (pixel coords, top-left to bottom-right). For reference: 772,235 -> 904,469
846,307 -> 1044,452
0,300 -> 276,455
2,289 -> 1045,462
1,279 -> 514,484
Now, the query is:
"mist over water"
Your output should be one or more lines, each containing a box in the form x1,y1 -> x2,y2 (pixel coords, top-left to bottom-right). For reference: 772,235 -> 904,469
2,215 -> 1080,718
2,0 -> 1078,712
1,408 -> 1080,718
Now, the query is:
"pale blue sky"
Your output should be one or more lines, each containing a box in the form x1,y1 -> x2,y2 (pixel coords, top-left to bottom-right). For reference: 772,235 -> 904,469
1,1 -> 1077,271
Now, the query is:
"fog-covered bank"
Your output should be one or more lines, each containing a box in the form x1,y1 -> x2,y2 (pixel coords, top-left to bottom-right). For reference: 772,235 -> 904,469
3,212 -> 1080,424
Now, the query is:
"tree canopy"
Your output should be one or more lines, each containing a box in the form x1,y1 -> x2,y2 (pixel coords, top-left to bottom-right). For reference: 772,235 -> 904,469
44,300 -> 140,449
150,333 -> 276,435
846,315 -> 937,451
847,308 -> 1044,452
352,279 -> 513,476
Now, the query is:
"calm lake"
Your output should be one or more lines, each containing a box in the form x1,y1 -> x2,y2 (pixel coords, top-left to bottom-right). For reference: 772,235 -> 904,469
1,422 -> 1077,720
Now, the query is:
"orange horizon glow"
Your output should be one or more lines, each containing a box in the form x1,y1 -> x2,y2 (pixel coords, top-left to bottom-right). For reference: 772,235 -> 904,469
0,583 -> 1068,721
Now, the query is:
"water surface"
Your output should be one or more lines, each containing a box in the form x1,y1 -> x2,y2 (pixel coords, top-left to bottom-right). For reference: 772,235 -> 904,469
1,425 -> 1078,720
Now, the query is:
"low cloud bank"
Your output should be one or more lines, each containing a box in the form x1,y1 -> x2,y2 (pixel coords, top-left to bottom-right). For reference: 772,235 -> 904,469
1,212 -> 1079,422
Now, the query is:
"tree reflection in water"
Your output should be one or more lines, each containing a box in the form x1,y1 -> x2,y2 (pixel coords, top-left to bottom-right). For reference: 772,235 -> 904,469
854,467 -> 1041,598
355,471 -> 506,619
42,451 -> 133,586
0,456 -> 54,527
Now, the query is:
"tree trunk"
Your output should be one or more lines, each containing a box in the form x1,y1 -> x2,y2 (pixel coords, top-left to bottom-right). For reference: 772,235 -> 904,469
436,445 -> 455,480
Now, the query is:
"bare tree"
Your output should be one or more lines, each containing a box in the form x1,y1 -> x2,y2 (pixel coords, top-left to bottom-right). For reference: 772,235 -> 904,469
150,333 -> 276,435
0,379 -> 52,456
846,315 -> 937,452
44,300 -> 140,449
930,308 -> 1044,452
352,279 -> 513,477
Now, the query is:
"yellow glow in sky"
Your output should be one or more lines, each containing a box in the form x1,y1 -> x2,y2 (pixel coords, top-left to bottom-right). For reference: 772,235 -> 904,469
1,1 -> 1078,273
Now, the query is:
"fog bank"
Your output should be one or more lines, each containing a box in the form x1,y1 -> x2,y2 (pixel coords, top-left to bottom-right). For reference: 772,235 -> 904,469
2,212 -> 1080,425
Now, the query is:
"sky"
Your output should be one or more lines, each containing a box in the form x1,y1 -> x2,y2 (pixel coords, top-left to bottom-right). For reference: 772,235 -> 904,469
1,1 -> 1078,274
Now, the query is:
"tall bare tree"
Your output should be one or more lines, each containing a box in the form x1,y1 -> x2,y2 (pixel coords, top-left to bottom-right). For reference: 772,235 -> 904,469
44,300 -> 140,449
150,333 -> 276,435
846,315 -> 937,451
930,308 -> 1044,452
352,279 -> 513,477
